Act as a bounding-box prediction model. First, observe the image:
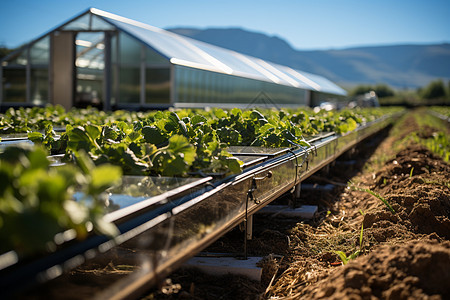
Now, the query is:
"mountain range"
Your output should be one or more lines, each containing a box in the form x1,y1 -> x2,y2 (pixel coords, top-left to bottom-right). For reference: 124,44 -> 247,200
168,27 -> 450,90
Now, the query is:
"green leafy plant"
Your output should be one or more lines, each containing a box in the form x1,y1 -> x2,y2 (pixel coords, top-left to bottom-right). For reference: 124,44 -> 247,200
0,144 -> 121,256
2,105 -> 403,177
409,167 -> 414,177
334,250 -> 360,265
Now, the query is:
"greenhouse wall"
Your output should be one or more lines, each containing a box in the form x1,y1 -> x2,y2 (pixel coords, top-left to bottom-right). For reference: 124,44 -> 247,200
174,65 -> 307,108
113,32 -> 171,108
1,36 -> 50,107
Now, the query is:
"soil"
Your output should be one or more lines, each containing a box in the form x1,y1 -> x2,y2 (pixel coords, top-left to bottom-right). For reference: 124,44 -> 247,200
146,111 -> 450,300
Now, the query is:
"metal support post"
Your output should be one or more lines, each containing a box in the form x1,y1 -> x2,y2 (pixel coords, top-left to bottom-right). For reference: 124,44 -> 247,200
103,32 -> 112,111
290,182 -> 301,209
246,214 -> 253,240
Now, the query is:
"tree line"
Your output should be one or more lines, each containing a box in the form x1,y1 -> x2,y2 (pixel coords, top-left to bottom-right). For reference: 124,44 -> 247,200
350,80 -> 450,106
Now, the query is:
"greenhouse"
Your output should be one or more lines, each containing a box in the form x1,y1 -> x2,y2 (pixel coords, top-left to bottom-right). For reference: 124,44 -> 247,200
0,8 -> 347,111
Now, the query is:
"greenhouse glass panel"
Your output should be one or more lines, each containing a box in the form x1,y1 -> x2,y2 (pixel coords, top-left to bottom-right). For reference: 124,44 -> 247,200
145,47 -> 169,65
119,33 -> 141,65
90,15 -> 116,31
145,68 -> 170,104
2,68 -> 26,102
3,50 -> 28,66
181,67 -> 190,103
75,32 -> 105,107
177,67 -> 189,103
30,68 -> 49,105
119,66 -> 140,104
30,37 -> 50,65
62,13 -> 91,31
118,32 -> 141,104
76,32 -> 105,70
62,13 -> 115,31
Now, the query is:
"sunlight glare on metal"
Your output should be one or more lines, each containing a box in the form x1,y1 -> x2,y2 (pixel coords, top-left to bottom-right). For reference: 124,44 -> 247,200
257,59 -> 301,87
170,58 -> 228,74
170,36 -> 233,75
233,52 -> 281,84
284,67 -> 321,91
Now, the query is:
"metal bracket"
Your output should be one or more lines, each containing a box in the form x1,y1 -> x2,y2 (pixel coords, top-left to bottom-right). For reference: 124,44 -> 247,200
247,171 -> 272,205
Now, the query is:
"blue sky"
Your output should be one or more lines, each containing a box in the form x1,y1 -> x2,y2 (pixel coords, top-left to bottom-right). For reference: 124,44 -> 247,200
1,0 -> 449,50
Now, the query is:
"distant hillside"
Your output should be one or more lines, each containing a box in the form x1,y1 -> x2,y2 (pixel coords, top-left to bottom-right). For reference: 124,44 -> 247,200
168,27 -> 450,89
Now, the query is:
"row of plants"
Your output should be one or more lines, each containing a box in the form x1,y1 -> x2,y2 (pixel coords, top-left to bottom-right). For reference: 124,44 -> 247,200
430,106 -> 450,119
1,106 -> 402,177
1,105 -> 397,136
415,108 -> 450,162
0,105 -> 402,258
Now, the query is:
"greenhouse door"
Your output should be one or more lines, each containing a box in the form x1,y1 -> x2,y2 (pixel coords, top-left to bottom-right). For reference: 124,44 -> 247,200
74,32 -> 106,109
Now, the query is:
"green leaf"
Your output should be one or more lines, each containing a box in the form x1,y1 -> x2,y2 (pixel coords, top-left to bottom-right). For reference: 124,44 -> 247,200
178,119 -> 189,137
282,129 -> 297,141
264,133 -> 282,146
0,144 -> 33,164
142,126 -> 166,145
224,157 -> 242,174
191,115 -> 207,125
334,251 -> 349,265
102,126 -> 119,141
167,135 -> 196,165
349,250 -> 361,260
214,109 -> 227,119
68,127 -> 90,143
36,173 -> 68,204
127,131 -> 141,142
230,108 -> 242,116
75,150 -> 96,175
67,127 -> 92,151
162,155 -> 187,176
85,124 -> 101,141
258,123 -> 275,134
28,147 -> 50,170
90,165 -> 122,194
28,131 -> 44,143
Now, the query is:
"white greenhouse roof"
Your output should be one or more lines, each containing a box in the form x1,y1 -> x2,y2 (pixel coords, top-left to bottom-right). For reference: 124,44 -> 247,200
90,9 -> 346,96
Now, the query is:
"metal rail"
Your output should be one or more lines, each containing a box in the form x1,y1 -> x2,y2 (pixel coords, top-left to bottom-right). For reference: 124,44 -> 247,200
0,113 -> 400,299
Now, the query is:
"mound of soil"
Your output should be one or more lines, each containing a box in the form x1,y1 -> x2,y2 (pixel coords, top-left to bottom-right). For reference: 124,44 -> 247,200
292,146 -> 450,300
301,240 -> 450,300
367,145 -> 450,240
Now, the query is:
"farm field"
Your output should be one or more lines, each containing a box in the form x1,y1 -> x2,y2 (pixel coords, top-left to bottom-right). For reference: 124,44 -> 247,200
147,108 -> 450,299
0,106 -> 449,299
